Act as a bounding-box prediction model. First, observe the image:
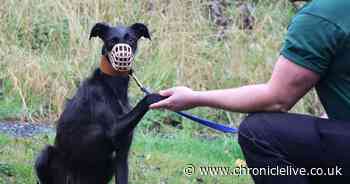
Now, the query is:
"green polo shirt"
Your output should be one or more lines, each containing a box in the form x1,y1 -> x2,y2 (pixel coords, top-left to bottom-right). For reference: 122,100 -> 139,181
281,0 -> 350,121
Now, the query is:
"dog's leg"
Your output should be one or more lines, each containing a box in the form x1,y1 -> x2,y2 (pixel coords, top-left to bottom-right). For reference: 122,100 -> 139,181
115,135 -> 132,184
109,93 -> 166,138
35,145 -> 57,184
115,153 -> 129,184
108,94 -> 165,184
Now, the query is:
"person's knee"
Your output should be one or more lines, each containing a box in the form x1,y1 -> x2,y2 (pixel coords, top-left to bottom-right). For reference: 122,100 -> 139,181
239,113 -> 265,136
238,112 -> 296,170
238,113 -> 274,148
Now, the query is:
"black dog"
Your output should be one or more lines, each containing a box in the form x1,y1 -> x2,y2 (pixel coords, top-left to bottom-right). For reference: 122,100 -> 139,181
35,22 -> 165,184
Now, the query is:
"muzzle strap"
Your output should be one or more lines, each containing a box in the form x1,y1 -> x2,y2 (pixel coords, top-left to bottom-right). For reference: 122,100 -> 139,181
100,56 -> 129,76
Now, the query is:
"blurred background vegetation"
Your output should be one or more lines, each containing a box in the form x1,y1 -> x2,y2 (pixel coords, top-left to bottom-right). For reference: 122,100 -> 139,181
0,0 -> 322,125
0,0 -> 320,183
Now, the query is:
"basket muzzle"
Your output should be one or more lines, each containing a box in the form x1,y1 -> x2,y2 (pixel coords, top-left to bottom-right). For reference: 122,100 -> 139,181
107,43 -> 134,72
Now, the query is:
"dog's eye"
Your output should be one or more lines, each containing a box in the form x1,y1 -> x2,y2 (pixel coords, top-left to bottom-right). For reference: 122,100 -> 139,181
112,38 -> 119,43
124,34 -> 135,44
128,38 -> 135,44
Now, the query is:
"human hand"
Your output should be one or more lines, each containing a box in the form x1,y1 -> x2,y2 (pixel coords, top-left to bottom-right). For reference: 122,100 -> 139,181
149,86 -> 199,111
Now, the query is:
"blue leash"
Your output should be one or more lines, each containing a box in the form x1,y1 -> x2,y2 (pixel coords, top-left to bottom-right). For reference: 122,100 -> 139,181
175,111 -> 238,134
130,73 -> 238,134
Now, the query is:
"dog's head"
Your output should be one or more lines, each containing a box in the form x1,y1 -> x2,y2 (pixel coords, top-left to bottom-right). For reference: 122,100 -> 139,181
89,22 -> 150,71
89,22 -> 150,55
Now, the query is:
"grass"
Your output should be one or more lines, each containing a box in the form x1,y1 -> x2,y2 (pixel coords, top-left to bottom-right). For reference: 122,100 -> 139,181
0,130 -> 252,184
0,0 -> 325,123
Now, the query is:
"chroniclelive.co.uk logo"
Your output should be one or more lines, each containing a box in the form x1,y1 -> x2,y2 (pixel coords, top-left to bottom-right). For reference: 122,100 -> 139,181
183,164 -> 342,177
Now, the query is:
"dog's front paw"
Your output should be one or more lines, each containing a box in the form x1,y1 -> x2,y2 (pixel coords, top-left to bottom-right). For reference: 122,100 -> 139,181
145,93 -> 167,106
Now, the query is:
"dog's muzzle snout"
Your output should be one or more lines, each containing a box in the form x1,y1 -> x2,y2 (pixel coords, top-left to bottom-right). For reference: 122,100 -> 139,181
107,43 -> 134,72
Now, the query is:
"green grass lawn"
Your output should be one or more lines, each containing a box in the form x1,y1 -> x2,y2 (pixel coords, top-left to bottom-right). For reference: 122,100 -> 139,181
0,130 -> 253,184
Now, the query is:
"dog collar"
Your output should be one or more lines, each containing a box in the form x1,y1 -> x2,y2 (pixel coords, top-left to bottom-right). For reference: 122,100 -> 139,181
100,56 -> 129,76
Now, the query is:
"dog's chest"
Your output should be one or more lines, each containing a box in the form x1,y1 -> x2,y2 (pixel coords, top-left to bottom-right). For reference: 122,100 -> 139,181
107,97 -> 131,117
97,71 -> 132,116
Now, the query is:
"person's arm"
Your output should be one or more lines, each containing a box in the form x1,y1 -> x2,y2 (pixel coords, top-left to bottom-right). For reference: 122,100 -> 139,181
151,12 -> 345,113
150,55 -> 320,112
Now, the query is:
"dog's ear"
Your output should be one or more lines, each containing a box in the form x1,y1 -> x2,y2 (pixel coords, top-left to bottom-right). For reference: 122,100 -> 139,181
130,23 -> 151,40
35,145 -> 57,184
89,22 -> 110,41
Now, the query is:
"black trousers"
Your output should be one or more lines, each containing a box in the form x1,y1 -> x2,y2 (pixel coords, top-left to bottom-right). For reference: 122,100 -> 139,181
238,112 -> 350,184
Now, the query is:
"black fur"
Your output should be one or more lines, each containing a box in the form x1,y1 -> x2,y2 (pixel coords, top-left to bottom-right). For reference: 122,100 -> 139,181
35,23 -> 165,184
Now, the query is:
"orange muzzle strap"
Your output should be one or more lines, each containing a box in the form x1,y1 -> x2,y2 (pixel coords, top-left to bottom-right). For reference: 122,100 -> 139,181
100,56 -> 129,76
